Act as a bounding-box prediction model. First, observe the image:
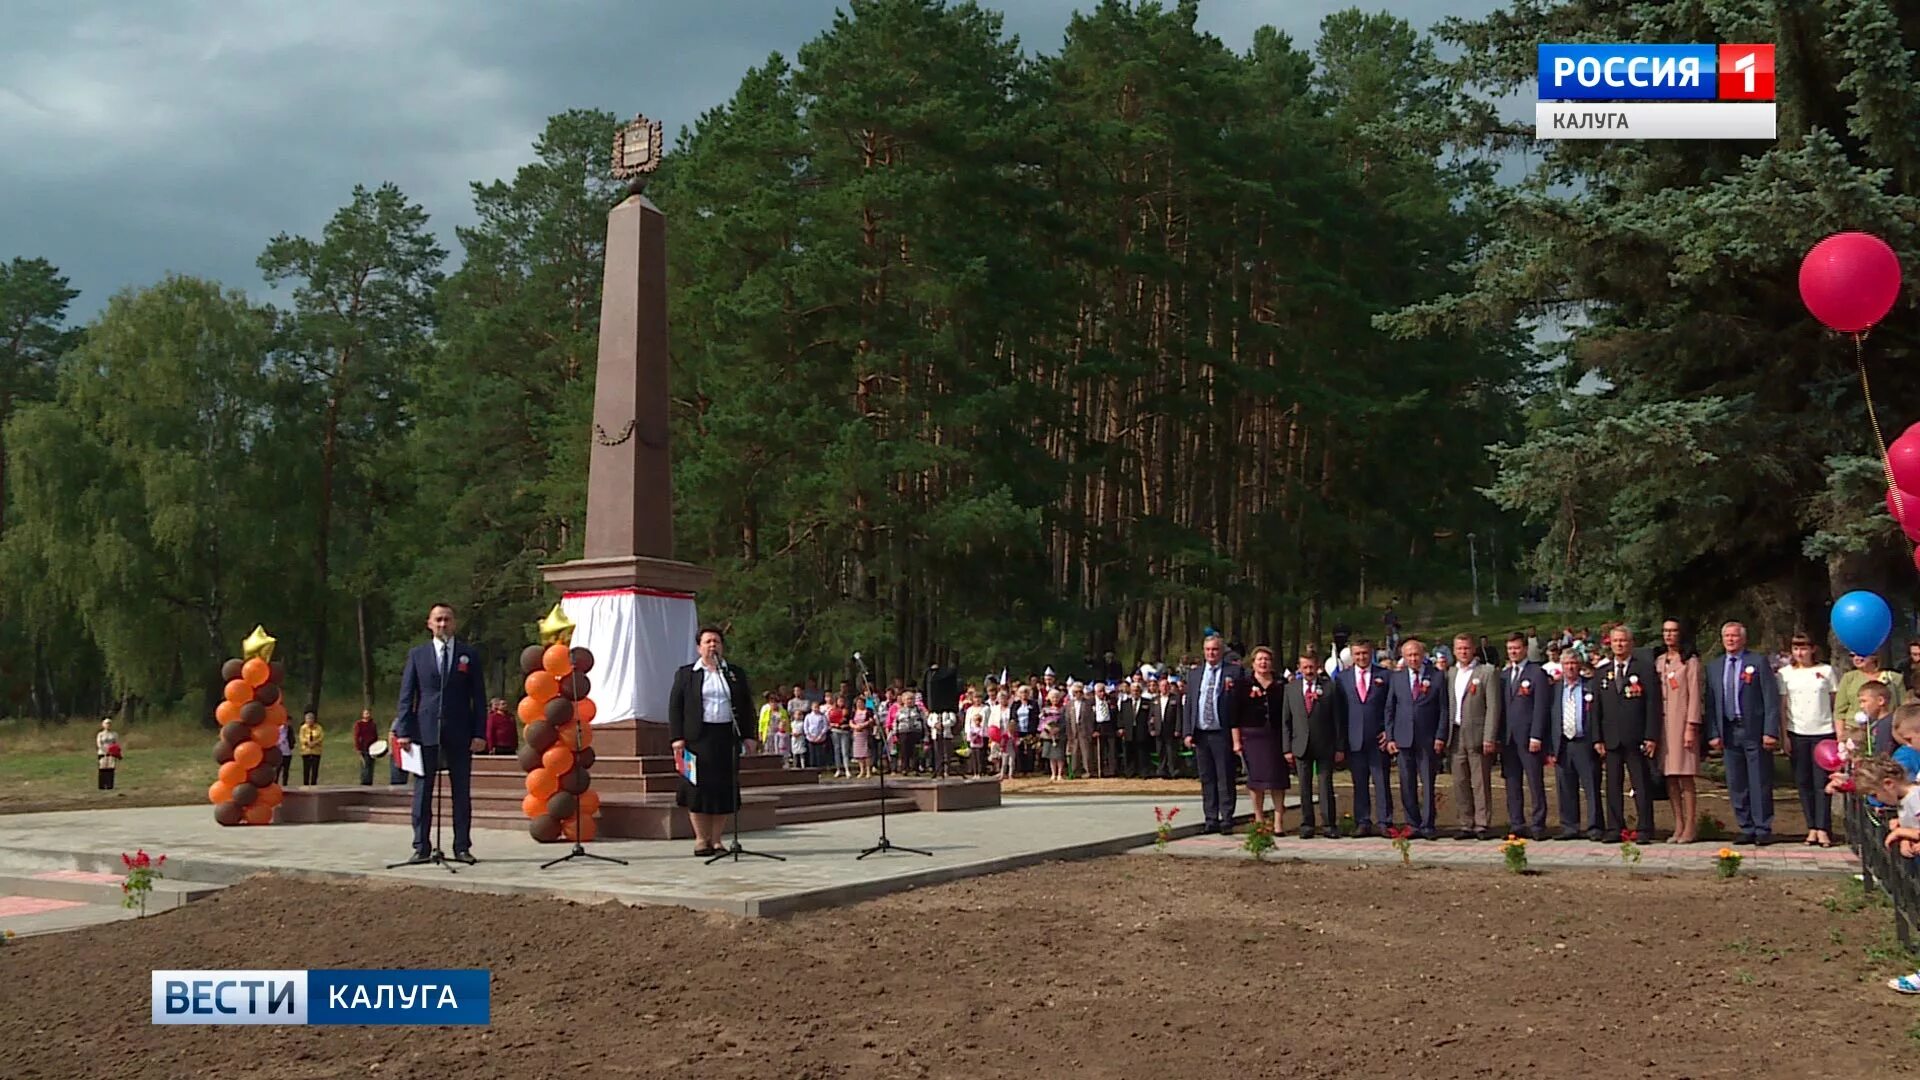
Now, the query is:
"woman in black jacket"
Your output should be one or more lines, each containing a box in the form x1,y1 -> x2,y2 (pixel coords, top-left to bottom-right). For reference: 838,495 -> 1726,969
668,627 -> 759,856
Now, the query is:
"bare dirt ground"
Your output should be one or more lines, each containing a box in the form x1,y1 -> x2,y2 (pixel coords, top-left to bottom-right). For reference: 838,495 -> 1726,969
0,858 -> 1910,1079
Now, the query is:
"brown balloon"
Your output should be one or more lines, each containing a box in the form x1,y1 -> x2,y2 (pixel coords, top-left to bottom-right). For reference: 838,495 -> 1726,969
576,746 -> 597,771
543,696 -> 574,726
524,720 -> 557,753
213,739 -> 234,765
246,763 -> 277,788
529,814 -> 563,843
231,782 -> 259,807
568,648 -> 594,675
221,658 -> 245,682
262,746 -> 284,768
559,767 -> 590,795
561,673 -> 591,701
239,701 -> 267,726
520,644 -> 547,676
546,790 -> 578,821
254,683 -> 281,707
214,801 -> 245,826
220,721 -> 250,747
267,661 -> 286,685
515,742 -> 543,773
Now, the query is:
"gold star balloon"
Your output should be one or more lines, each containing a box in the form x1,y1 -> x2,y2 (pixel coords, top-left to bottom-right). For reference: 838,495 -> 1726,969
241,625 -> 277,662
538,604 -> 576,647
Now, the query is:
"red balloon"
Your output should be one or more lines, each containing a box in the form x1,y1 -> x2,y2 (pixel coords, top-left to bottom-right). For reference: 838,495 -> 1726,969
1892,426 -> 1920,494
1800,231 -> 1902,333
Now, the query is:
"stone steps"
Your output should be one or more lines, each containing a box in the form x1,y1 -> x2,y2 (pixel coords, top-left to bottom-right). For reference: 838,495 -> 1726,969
776,799 -> 921,826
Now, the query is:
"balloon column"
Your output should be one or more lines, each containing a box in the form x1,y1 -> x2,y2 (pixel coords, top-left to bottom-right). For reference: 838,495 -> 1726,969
209,625 -> 288,826
515,604 -> 601,843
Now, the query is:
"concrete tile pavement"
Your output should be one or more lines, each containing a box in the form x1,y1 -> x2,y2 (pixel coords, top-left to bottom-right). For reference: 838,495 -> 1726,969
1147,832 -> 1860,874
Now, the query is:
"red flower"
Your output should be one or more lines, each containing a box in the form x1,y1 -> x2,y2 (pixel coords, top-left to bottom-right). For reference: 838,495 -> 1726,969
1620,829 -> 1637,844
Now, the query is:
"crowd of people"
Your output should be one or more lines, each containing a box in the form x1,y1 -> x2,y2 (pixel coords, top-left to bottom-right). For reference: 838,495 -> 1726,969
753,619 -> 1920,853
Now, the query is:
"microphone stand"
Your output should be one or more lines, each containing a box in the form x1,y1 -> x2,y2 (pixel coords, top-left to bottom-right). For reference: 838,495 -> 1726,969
542,712 -> 627,870
856,655 -> 930,860
387,745 -> 456,874
708,678 -> 783,864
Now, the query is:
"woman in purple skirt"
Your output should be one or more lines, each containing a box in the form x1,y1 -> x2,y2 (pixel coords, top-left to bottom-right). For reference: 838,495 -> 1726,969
1234,646 -> 1291,835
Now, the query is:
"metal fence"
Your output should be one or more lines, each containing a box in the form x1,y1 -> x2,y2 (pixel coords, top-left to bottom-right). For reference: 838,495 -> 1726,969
1847,793 -> 1920,951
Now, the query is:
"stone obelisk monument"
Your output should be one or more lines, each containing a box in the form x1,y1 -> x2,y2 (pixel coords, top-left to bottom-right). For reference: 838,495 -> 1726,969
542,113 -> 709,756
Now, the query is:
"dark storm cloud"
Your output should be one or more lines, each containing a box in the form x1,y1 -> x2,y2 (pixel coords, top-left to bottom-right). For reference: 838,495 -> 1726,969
0,0 -> 1499,318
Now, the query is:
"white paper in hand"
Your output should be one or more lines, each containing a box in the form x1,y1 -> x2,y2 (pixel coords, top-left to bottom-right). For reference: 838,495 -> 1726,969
400,743 -> 425,777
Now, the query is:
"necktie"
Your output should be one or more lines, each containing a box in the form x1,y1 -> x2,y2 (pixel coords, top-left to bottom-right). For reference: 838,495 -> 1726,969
1508,664 -> 1518,691
1357,668 -> 1369,703
1725,657 -> 1741,722
1306,683 -> 1318,712
1203,667 -> 1218,729
439,641 -> 451,682
1564,685 -> 1579,739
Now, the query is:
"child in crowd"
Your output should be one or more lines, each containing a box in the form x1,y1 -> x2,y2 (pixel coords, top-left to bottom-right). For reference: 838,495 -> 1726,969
1860,755 -> 1920,995
1041,689 -> 1066,782
767,694 -> 791,763
851,699 -> 874,778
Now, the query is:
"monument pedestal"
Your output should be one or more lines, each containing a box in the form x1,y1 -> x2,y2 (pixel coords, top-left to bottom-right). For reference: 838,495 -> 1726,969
542,556 -> 712,753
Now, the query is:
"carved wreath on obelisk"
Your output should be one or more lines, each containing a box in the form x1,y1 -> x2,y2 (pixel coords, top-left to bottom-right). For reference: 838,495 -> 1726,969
611,114 -> 663,184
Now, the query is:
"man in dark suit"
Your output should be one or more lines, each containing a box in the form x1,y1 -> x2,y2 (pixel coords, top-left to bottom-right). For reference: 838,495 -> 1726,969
1120,678 -> 1151,778
392,603 -> 489,864
1593,625 -> 1662,843
1385,637 -> 1447,839
1499,632 -> 1553,838
1546,657 -> 1603,840
1703,620 -> 1782,845
1183,633 -> 1243,834
1334,638 -> 1393,836
1283,649 -> 1345,838
1152,676 -> 1184,778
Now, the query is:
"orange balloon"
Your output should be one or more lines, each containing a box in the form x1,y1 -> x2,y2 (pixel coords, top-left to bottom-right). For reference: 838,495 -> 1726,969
224,679 -> 254,705
232,741 -> 264,770
517,696 -> 543,725
265,703 -> 289,727
251,722 -> 277,748
573,698 -> 597,725
542,643 -> 573,678
215,700 -> 242,725
243,803 -> 274,825
553,721 -> 592,749
525,767 -> 558,798
255,784 -> 283,808
561,816 -> 597,843
542,744 -> 575,774
524,671 -> 559,702
521,792 -> 547,818
241,657 -> 271,687
578,789 -> 601,818
209,781 -> 233,805
218,760 -> 248,786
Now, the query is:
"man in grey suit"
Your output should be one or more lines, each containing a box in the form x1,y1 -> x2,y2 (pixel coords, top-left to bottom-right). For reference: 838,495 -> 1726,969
1284,649 -> 1344,838
1065,683 -> 1096,780
1703,620 -> 1782,845
1442,632 -> 1504,840
1184,633 -> 1243,834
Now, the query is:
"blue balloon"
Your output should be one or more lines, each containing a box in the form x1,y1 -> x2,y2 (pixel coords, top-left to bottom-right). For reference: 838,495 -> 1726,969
1832,590 -> 1894,657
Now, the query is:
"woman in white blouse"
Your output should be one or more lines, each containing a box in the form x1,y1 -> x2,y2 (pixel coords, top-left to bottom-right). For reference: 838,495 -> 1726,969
1776,632 -> 1839,847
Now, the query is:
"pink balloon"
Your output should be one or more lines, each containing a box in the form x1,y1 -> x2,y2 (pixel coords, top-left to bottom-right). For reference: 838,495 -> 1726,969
1800,231 -> 1902,332
1812,738 -> 1842,772
1888,487 -> 1920,542
1892,424 -> 1920,493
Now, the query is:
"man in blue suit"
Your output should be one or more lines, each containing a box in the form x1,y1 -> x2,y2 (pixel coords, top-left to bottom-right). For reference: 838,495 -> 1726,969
393,603 -> 489,864
1384,637 -> 1446,838
1498,633 -> 1553,838
1546,657 -> 1602,840
1335,638 -> 1393,836
1183,633 -> 1244,834
1703,620 -> 1781,845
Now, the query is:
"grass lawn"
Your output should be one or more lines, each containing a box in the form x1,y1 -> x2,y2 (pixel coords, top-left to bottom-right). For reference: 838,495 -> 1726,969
0,696 -> 388,815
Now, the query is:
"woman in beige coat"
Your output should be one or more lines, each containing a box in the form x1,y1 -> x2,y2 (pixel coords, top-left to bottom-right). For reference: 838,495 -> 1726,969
1655,619 -> 1703,842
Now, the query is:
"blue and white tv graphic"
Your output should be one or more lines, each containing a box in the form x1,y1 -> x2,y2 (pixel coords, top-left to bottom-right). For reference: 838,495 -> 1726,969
1536,43 -> 1776,140
152,970 -> 491,1025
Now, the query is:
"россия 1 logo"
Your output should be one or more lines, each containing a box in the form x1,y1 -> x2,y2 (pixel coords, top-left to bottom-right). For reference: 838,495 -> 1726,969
1535,43 -> 1776,140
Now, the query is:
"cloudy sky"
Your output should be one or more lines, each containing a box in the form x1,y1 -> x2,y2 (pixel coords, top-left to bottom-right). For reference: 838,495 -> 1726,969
2,0 -> 1500,319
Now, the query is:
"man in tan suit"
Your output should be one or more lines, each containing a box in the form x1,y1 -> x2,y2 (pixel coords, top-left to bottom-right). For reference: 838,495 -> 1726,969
1443,632 -> 1504,840
1065,683 -> 1097,779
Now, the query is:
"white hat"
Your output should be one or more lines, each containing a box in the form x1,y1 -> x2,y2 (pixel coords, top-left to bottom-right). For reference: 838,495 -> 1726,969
1043,666 -> 1056,677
